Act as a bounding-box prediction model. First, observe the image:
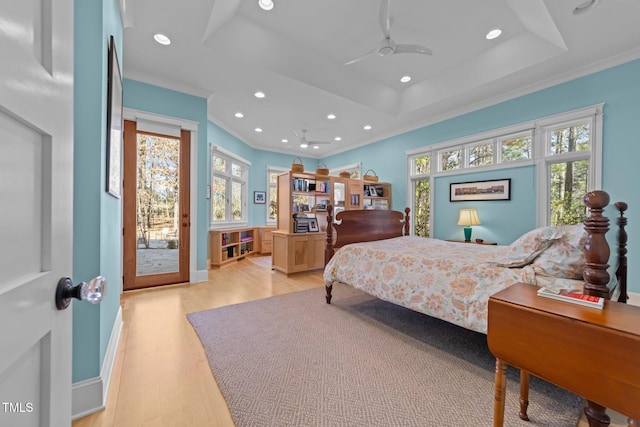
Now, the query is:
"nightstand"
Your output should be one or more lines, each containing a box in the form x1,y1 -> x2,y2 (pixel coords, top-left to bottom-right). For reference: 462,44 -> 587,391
446,239 -> 497,245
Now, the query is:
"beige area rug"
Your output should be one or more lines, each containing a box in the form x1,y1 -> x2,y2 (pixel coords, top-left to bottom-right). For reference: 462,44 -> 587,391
187,284 -> 582,427
246,255 -> 272,269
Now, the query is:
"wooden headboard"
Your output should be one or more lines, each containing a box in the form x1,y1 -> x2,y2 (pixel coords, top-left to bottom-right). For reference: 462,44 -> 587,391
324,205 -> 410,265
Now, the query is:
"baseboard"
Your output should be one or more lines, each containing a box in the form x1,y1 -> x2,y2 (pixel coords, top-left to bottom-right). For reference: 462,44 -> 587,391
71,307 -> 123,420
190,268 -> 208,284
627,291 -> 640,306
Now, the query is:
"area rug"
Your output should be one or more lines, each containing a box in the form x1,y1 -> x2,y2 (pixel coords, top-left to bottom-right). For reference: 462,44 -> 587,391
187,284 -> 582,427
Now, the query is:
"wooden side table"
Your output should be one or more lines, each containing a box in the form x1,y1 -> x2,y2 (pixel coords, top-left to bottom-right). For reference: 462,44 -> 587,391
488,283 -> 640,426
446,239 -> 497,245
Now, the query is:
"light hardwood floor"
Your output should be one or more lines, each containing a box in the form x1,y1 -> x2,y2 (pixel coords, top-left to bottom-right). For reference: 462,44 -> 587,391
73,258 -> 627,427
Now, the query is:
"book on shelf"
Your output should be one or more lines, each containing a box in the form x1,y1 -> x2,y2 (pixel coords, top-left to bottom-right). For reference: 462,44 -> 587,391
536,287 -> 604,309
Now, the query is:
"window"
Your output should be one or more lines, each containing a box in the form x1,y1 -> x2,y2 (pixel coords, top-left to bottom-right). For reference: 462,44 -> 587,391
210,146 -> 250,227
410,155 -> 431,237
541,118 -> 595,226
407,105 -> 602,233
266,166 -> 288,224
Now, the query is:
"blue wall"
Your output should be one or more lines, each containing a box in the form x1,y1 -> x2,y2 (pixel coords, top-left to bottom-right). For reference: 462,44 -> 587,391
73,0 -> 123,382
323,59 -> 640,292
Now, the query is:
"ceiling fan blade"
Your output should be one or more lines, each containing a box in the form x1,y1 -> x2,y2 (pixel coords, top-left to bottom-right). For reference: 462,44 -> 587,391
306,140 -> 331,145
393,43 -> 433,56
344,47 -> 377,65
378,0 -> 391,39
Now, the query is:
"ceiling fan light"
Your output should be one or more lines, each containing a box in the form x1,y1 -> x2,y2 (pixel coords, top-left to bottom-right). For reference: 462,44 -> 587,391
258,0 -> 274,11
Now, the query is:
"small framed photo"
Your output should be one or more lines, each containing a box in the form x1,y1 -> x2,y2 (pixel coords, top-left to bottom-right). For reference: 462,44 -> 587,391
254,191 -> 266,204
368,186 -> 378,197
308,218 -> 319,232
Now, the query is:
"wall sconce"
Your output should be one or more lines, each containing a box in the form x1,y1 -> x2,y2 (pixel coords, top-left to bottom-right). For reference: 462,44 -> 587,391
457,209 -> 481,242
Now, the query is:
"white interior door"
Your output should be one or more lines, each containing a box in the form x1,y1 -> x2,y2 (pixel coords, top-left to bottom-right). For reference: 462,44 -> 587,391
0,1 -> 75,425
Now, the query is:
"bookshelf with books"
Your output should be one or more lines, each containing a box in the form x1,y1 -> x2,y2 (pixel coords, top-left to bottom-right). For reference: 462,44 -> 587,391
363,182 -> 392,210
209,227 -> 255,267
273,171 -> 392,273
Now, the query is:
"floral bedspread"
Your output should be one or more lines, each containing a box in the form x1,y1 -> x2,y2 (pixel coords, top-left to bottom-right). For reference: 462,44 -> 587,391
323,236 -> 539,334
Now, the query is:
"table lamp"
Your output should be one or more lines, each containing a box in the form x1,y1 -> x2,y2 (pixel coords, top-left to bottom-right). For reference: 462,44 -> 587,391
457,209 -> 481,242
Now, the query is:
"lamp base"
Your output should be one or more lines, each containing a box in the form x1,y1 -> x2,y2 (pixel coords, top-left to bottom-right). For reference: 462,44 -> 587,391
463,226 -> 472,242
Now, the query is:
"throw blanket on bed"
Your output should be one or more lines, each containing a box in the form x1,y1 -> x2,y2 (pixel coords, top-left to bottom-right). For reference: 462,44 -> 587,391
324,226 -> 587,334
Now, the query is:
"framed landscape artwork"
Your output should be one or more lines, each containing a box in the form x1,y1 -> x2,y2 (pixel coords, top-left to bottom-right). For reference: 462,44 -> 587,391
450,179 -> 511,202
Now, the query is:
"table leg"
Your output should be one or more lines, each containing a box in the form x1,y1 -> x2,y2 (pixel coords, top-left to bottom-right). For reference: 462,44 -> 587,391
519,370 -> 530,421
584,400 -> 610,427
494,359 -> 507,427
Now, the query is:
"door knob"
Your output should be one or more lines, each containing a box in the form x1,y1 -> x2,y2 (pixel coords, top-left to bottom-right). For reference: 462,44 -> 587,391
55,276 -> 107,310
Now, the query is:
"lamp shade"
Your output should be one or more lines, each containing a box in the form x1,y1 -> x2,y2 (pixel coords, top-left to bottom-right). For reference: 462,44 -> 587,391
457,209 -> 481,226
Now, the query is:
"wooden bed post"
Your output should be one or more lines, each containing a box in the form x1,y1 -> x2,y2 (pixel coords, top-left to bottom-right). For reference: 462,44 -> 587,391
325,205 -> 334,304
614,201 -> 629,303
582,190 -> 611,299
404,207 -> 410,236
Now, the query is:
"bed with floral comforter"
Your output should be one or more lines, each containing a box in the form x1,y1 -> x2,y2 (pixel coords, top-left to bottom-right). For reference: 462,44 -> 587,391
324,225 -> 587,334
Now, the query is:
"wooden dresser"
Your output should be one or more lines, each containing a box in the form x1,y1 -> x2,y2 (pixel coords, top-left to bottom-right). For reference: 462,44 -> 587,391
488,283 -> 640,426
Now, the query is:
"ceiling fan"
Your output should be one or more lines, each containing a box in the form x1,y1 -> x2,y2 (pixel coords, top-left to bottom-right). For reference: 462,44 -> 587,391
294,129 -> 331,149
344,0 -> 433,65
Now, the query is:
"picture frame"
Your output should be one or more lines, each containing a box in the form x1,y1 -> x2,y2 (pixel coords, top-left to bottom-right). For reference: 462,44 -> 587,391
308,218 -> 319,232
450,178 -> 511,202
254,191 -> 266,204
105,35 -> 123,198
368,185 -> 378,197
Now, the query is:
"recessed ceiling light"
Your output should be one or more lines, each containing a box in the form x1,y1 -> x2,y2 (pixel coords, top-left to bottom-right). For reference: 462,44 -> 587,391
300,142 -> 308,148
400,75 -> 411,83
486,28 -> 502,40
258,0 -> 274,11
153,33 -> 171,45
363,125 -> 372,130
234,112 -> 244,118
281,138 -> 288,143
334,136 -> 342,141
327,113 -> 336,120
254,127 -> 262,132
312,145 -> 320,149
254,91 -> 266,98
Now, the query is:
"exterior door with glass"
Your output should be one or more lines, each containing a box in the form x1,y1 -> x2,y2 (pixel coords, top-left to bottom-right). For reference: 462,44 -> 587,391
123,120 -> 191,290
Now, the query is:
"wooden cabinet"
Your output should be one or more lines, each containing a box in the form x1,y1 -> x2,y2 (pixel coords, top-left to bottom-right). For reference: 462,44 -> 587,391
258,226 -> 276,254
274,171 -> 392,274
272,231 -> 326,274
209,227 -> 255,267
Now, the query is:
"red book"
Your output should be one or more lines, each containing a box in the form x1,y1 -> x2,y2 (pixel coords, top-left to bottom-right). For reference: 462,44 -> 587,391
537,287 -> 604,309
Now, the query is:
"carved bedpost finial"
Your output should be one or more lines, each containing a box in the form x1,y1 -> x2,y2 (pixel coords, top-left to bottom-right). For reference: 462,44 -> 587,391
582,191 -> 611,298
325,205 -> 334,265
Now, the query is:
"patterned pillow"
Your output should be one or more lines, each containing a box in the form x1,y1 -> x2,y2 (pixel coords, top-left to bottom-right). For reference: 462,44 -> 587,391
497,226 -> 565,268
532,224 -> 587,279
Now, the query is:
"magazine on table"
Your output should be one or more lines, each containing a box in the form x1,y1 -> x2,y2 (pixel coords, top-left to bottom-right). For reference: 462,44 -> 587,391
537,287 -> 604,309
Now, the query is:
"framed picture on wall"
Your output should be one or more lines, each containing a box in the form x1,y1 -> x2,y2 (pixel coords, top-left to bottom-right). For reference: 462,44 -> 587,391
254,191 -> 266,204
450,179 -> 511,202
105,35 -> 123,198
